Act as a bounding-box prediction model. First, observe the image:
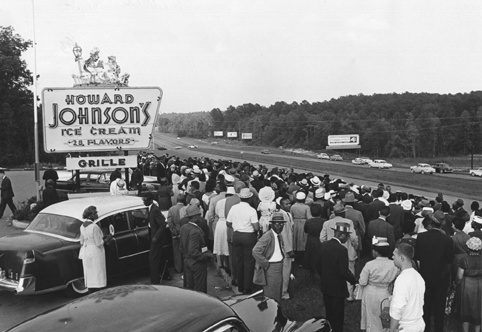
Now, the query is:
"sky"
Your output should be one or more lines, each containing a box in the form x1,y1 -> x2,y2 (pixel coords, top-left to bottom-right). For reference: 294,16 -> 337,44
2,0 -> 482,114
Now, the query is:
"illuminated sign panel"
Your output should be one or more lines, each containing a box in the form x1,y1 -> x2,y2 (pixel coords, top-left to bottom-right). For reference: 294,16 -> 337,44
213,131 -> 224,137
328,134 -> 359,146
227,132 -> 238,138
42,87 -> 162,152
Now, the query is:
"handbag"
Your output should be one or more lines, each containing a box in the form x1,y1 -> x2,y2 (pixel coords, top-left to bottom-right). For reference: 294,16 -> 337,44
253,263 -> 267,286
380,297 -> 391,329
354,284 -> 363,300
445,281 -> 456,316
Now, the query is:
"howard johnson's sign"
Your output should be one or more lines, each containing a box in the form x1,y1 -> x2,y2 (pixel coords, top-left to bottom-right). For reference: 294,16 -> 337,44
42,87 -> 162,153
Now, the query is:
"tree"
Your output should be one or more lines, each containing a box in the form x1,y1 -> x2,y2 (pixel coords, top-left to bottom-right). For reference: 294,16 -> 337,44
0,26 -> 34,166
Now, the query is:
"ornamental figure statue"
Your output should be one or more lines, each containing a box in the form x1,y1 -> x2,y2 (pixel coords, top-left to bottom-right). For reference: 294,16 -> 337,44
72,44 -> 129,86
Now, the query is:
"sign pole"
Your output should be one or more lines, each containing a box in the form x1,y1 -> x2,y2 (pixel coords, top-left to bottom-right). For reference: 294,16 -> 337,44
31,0 -> 41,200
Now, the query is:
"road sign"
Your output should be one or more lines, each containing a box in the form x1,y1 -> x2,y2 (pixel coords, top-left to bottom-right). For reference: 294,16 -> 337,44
241,133 -> 252,140
42,86 -> 162,153
213,131 -> 224,137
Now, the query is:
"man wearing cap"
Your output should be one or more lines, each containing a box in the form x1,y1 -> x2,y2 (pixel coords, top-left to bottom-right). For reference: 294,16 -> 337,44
415,213 -> 454,332
179,204 -> 212,293
0,170 -> 16,219
252,212 -> 286,302
320,202 -> 358,301
144,195 -> 171,284
227,188 -> 260,294
316,222 -> 357,332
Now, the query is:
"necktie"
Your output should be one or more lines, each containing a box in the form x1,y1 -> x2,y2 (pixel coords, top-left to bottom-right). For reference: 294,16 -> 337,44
278,234 -> 285,259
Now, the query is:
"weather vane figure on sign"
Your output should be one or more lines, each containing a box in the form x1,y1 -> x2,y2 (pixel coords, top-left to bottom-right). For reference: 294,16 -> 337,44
72,43 -> 129,87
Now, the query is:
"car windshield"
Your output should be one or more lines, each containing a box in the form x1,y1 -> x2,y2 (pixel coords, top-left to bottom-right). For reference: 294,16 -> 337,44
27,213 -> 83,239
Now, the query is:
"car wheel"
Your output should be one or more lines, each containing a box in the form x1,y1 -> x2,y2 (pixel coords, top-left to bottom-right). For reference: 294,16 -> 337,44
471,173 -> 475,177
411,169 -> 414,173
421,170 -> 425,174
66,277 -> 89,297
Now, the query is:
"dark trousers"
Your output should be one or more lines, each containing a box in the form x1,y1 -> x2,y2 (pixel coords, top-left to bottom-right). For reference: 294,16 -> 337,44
0,197 -> 16,218
149,244 -> 170,284
323,294 -> 345,332
423,282 -> 448,332
183,259 -> 207,293
233,231 -> 257,293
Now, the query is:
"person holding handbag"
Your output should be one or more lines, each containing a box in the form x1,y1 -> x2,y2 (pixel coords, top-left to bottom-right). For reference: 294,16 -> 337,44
252,212 -> 286,302
359,237 -> 399,332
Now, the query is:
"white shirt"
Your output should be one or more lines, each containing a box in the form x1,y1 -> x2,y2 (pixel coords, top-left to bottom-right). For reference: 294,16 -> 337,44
390,268 -> 425,331
268,229 -> 283,262
226,202 -> 258,233
110,179 -> 127,196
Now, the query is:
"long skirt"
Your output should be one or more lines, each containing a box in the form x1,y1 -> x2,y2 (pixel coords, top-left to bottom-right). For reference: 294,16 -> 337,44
81,245 -> 106,288
459,276 -> 482,324
213,218 -> 229,256
360,284 -> 390,331
293,218 -> 307,251
264,261 -> 283,303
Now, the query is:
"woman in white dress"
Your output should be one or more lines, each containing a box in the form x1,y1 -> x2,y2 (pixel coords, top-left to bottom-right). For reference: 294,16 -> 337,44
257,187 -> 276,233
359,238 -> 399,332
79,206 -> 107,290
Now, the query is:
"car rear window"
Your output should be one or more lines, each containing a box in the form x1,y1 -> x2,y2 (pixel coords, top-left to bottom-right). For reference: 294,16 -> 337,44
27,213 -> 83,239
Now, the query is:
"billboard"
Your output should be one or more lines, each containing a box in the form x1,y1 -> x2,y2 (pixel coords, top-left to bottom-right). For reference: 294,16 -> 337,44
326,134 -> 360,149
66,155 -> 138,170
241,133 -> 253,140
227,132 -> 238,138
42,87 -> 162,153
213,131 -> 224,137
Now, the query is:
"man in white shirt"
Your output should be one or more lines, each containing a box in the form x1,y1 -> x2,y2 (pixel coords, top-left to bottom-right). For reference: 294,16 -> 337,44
278,196 -> 294,299
110,178 -> 128,196
227,188 -> 259,294
390,242 -> 425,332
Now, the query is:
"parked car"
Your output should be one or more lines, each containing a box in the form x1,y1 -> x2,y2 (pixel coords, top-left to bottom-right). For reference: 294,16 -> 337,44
7,285 -> 331,332
368,159 -> 393,169
261,149 -> 270,154
0,196 -> 155,296
470,167 -> 482,177
317,153 -> 330,160
56,170 -> 159,193
410,163 -> 436,174
330,154 -> 343,161
432,162 -> 453,173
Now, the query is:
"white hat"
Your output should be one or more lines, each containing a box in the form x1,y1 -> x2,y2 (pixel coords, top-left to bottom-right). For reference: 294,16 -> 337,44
224,174 -> 235,183
295,191 -> 306,200
324,193 -> 331,200
239,188 -> 253,199
473,215 -> 482,225
401,200 -> 412,211
252,170 -> 260,177
315,188 -> 325,198
259,186 -> 275,202
226,187 -> 235,195
310,176 -> 321,186
116,179 -> 126,187
193,165 -> 202,174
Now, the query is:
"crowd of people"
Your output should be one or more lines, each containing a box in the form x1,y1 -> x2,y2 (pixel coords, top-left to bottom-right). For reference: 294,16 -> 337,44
129,152 -> 482,332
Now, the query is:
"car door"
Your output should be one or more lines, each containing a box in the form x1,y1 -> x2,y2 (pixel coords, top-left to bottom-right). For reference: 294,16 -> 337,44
98,212 -> 138,274
127,208 -> 150,254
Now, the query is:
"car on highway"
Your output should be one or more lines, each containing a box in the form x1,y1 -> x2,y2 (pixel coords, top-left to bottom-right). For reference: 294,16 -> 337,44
174,146 -> 182,149
410,163 -> 436,174
317,153 -> 330,160
210,141 -> 219,145
188,145 -> 198,149
261,149 -> 270,154
432,162 -> 453,173
368,159 -> 393,169
0,196 -> 155,296
352,157 -> 372,165
329,154 -> 343,161
6,285 -> 331,332
470,167 -> 482,177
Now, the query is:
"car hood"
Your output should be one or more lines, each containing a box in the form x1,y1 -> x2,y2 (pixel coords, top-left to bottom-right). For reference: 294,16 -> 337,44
0,232 -> 67,253
227,292 -> 330,332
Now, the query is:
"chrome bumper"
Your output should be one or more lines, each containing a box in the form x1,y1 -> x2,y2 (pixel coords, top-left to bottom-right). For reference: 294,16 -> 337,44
0,276 -> 36,294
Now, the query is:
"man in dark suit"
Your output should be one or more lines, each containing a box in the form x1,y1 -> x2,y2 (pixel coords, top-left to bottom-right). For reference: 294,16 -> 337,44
180,205 -> 212,293
0,170 -> 16,219
316,222 -> 357,332
367,205 -> 396,252
144,195 -> 171,284
387,194 -> 404,241
415,213 -> 454,332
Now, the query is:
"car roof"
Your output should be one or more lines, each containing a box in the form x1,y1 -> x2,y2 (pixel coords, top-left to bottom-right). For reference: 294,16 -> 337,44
10,285 -> 237,332
40,195 -> 145,220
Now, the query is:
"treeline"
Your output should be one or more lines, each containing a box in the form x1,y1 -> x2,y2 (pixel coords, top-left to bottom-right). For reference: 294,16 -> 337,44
158,92 -> 482,158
